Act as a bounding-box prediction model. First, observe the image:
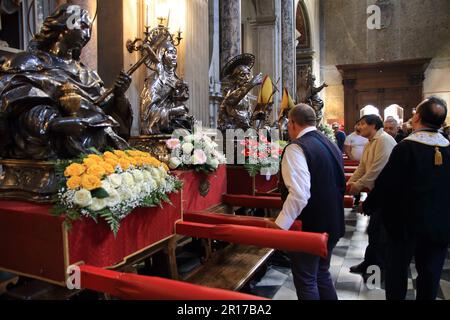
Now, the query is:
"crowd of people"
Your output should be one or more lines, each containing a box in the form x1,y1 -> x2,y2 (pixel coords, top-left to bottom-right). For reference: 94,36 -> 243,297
271,96 -> 450,300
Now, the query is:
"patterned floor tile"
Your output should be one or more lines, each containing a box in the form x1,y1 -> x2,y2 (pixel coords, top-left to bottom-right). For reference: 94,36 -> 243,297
272,285 -> 298,300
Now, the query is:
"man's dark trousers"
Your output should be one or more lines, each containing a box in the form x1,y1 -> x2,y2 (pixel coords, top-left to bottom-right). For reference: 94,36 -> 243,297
385,235 -> 448,300
288,240 -> 338,300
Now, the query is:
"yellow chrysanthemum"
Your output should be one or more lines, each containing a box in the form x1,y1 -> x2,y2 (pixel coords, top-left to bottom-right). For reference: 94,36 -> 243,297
66,176 -> 82,190
113,150 -> 127,158
87,165 -> 106,178
102,163 -> 115,174
162,163 -> 169,172
83,157 -> 99,168
126,150 -> 141,157
81,174 -> 102,191
118,158 -> 132,170
64,163 -> 86,177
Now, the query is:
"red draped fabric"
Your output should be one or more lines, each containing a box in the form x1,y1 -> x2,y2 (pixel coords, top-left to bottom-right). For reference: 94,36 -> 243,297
173,165 -> 227,213
80,265 -> 267,300
175,221 -> 328,258
69,192 -> 182,267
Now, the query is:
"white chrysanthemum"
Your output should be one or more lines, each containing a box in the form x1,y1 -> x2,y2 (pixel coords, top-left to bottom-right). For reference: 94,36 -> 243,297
108,173 -> 122,189
73,189 -> 93,208
89,197 -> 107,211
105,189 -> 121,207
131,169 -> 144,183
121,172 -> 135,187
182,142 -> 194,155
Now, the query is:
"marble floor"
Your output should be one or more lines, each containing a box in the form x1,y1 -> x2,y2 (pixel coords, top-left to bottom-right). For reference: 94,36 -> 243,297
246,209 -> 450,300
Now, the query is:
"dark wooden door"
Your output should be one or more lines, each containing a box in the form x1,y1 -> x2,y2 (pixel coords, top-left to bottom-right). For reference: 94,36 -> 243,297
338,59 -> 431,134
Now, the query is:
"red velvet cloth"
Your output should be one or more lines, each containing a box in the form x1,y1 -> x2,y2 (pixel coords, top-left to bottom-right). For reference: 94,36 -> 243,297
80,265 -> 266,300
0,201 -> 67,283
69,192 -> 182,267
184,211 -> 302,231
176,221 -> 329,258
173,165 -> 226,213
223,194 -> 283,209
226,166 -> 278,195
254,174 -> 278,193
226,166 -> 254,195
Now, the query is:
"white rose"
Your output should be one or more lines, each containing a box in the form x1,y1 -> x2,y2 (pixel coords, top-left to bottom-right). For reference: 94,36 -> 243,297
101,180 -> 112,191
108,174 -> 122,189
147,177 -> 157,190
151,167 -> 161,180
209,159 -> 219,169
73,189 -> 92,208
105,189 -> 121,207
121,172 -> 135,187
89,197 -> 107,211
182,142 -> 194,155
132,183 -> 142,196
119,188 -> 133,201
184,135 -> 194,143
131,169 -> 144,183
142,170 -> 152,182
159,179 -> 167,190
169,157 -> 182,169
158,166 -> 168,178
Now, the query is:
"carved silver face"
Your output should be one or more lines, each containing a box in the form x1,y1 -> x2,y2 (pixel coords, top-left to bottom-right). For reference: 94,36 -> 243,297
232,65 -> 251,85
163,45 -> 178,68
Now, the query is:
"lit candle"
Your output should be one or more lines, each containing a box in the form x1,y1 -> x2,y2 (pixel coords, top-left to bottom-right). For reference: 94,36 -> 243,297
145,0 -> 151,26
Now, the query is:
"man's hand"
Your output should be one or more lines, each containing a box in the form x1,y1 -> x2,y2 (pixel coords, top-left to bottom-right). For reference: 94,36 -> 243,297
266,220 -> 282,230
113,71 -> 132,97
347,182 -> 360,195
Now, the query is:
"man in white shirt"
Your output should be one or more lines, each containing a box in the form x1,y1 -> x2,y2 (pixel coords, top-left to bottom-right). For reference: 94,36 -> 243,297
274,104 -> 346,300
344,122 -> 368,161
347,114 -> 396,279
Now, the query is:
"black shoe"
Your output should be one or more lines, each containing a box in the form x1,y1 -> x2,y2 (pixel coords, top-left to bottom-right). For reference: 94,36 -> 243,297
349,262 -> 367,274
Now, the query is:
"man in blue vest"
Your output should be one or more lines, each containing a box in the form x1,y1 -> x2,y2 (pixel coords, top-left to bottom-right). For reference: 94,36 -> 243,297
273,104 -> 346,300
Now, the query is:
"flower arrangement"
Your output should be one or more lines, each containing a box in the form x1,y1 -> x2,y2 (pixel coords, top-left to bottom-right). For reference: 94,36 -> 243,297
241,136 -> 287,177
53,149 -> 183,236
318,123 -> 337,143
166,133 -> 227,173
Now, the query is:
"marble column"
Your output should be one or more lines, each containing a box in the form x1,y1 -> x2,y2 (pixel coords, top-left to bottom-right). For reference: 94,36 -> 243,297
220,0 -> 241,69
281,0 -> 295,97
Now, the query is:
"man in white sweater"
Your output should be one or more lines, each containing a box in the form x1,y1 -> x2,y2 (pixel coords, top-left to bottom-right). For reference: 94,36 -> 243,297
347,114 -> 397,280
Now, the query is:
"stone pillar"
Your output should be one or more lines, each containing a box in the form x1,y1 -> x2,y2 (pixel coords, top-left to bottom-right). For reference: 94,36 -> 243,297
220,0 -> 241,69
250,0 -> 282,123
281,0 -> 295,97
209,0 -> 222,128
